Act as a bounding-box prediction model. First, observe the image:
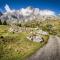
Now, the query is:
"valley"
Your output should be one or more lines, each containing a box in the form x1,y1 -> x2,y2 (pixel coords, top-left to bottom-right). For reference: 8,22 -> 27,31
0,6 -> 60,60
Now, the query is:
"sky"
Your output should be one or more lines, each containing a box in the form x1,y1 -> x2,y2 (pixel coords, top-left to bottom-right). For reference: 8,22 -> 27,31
0,0 -> 60,14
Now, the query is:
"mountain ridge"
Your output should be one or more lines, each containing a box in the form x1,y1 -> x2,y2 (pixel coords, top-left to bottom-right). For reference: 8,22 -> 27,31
0,5 -> 60,24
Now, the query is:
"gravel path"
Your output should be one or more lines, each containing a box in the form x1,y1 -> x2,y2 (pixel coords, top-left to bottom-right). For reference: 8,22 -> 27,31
27,36 -> 60,60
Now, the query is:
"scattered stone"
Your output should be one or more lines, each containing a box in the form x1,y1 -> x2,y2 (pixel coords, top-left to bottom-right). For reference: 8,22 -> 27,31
36,30 -> 48,35
27,35 -> 43,42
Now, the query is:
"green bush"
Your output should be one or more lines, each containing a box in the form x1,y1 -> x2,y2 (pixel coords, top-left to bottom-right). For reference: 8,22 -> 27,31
3,21 -> 7,25
0,20 -> 2,25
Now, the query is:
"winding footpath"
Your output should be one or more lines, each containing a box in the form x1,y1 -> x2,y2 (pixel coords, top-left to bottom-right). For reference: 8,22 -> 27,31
27,36 -> 60,60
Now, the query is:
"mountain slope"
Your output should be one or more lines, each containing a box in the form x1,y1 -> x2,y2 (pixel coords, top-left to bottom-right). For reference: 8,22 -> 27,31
0,5 -> 59,24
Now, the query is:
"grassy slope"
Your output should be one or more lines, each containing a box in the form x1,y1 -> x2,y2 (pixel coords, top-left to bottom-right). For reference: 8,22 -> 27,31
41,20 -> 60,36
0,25 -> 49,60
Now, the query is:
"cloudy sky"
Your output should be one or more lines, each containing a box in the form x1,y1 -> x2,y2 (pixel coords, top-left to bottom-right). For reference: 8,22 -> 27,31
0,0 -> 60,14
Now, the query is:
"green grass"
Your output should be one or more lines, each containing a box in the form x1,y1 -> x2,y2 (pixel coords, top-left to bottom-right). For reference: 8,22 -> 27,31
41,20 -> 60,36
0,25 -> 49,60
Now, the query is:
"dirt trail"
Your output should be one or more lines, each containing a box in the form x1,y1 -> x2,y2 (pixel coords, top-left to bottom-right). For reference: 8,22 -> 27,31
27,36 -> 60,60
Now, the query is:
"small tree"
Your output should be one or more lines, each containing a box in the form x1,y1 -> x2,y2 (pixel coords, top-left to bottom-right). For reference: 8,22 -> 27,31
3,20 -> 7,25
0,19 -> 2,25
42,24 -> 53,31
17,23 -> 22,27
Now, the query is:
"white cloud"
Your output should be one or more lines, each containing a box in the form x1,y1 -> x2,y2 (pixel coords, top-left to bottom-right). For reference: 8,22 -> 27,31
39,10 -> 55,16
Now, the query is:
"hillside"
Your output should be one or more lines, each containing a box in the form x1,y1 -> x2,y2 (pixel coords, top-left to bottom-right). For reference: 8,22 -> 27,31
0,6 -> 60,60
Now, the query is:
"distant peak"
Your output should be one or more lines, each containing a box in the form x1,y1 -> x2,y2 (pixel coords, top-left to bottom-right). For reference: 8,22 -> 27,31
4,4 -> 11,12
4,4 -> 15,13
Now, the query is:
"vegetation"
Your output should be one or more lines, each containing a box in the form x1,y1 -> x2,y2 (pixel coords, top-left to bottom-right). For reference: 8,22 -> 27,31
20,19 -> 60,36
17,23 -> 22,27
3,20 -> 7,25
0,20 -> 7,25
0,25 -> 49,60
0,20 -> 2,25
18,20 -> 41,28
41,20 -> 60,36
0,19 -> 60,60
